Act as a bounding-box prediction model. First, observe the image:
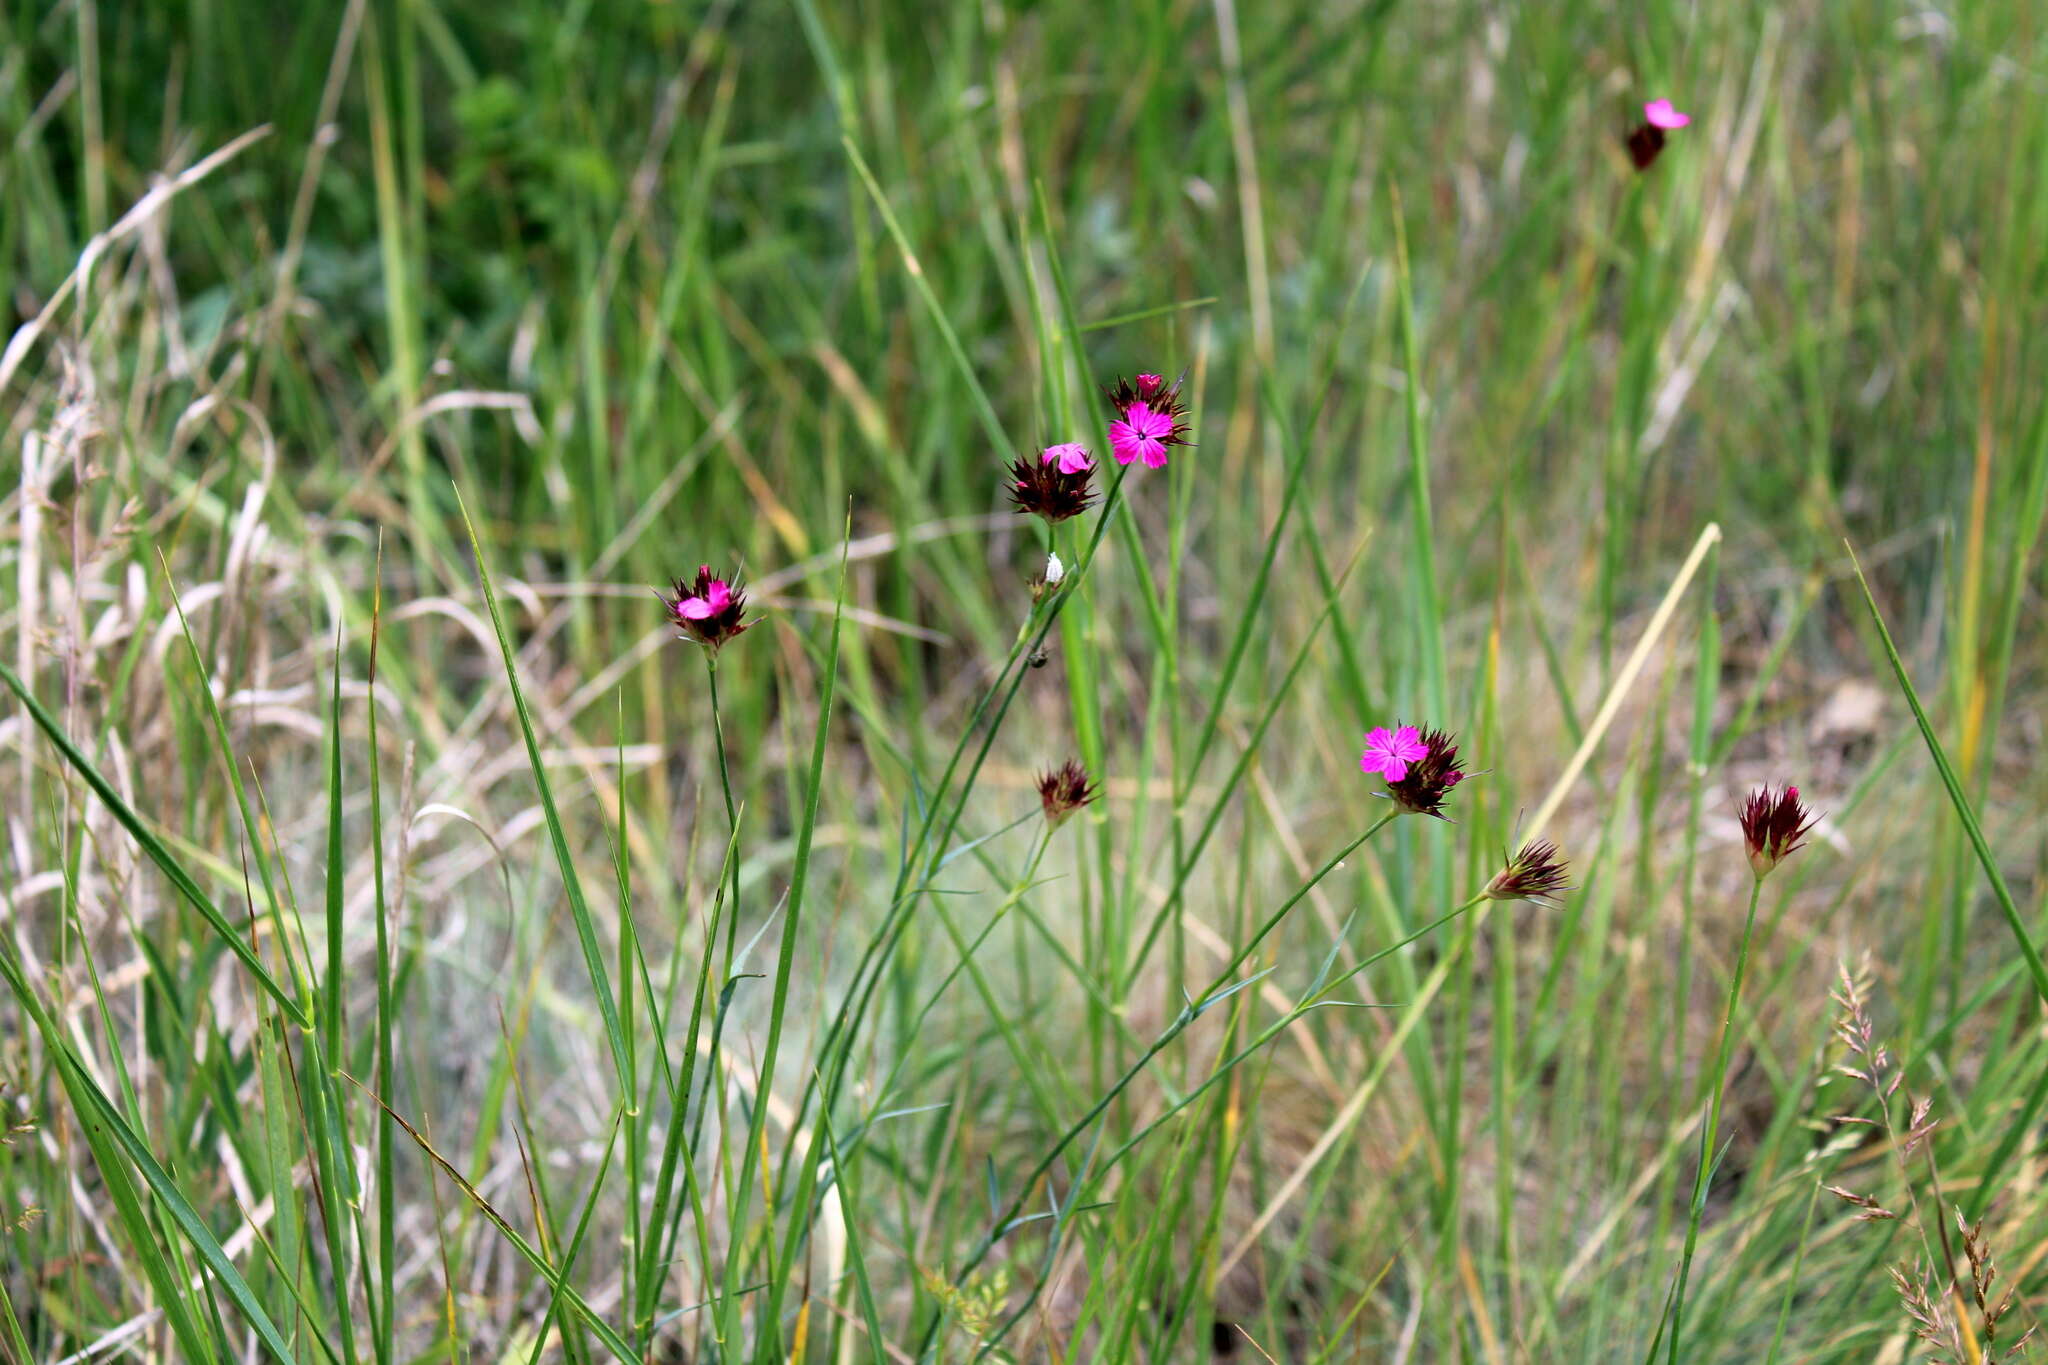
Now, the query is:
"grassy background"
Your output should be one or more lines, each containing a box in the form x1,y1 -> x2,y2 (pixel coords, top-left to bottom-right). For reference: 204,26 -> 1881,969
4,0 -> 2048,1359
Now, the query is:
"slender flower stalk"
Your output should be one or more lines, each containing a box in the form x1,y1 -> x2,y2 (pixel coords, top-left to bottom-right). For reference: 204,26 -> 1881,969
864,818 -> 1058,1116
684,651 -> 745,1145
1667,784 -> 1809,1360
1665,874 -> 1762,1361
798,458 -> 1140,1160
931,807 -> 1402,1359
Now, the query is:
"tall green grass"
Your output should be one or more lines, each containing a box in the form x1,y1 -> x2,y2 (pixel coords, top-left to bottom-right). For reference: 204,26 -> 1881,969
4,0 -> 2048,1359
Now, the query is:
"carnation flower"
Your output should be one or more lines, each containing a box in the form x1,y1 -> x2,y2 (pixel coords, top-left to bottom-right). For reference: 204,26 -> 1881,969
662,566 -> 753,652
1366,724 -> 1467,819
1009,448 -> 1097,523
1738,783 -> 1817,879
1485,840 -> 1572,906
1626,97 -> 1691,171
1037,760 -> 1097,828
1105,370 -> 1191,469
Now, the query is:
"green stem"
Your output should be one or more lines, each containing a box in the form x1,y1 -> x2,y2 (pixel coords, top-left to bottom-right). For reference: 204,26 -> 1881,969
1664,874 -> 1765,1363
922,817 -> 1402,1360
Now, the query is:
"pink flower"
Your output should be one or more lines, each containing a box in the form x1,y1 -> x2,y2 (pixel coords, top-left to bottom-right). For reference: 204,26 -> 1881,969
1643,99 -> 1690,130
1043,442 -> 1092,475
1109,402 -> 1177,469
1105,371 -> 1192,468
1359,724 -> 1429,783
662,566 -> 753,651
677,578 -> 731,619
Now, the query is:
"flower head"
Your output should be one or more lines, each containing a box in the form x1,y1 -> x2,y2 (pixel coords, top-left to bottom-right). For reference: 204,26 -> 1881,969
1359,725 -> 1429,783
1109,404 -> 1176,469
663,566 -> 753,652
1105,370 -> 1191,470
1485,840 -> 1572,905
1374,725 -> 1467,819
1009,450 -> 1097,523
1738,783 -> 1817,879
1626,98 -> 1690,171
1037,760 -> 1098,828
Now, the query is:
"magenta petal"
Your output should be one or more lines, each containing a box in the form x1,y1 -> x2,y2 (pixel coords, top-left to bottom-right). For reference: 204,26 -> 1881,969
1643,98 -> 1690,130
704,581 -> 732,613
1141,440 -> 1169,470
1044,441 -> 1092,474
1108,421 -> 1142,465
1126,402 -> 1170,440
679,597 -> 715,620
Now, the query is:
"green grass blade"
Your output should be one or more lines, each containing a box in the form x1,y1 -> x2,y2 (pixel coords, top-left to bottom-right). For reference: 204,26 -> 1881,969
0,947 -> 299,1362
453,488 -> 633,1092
1847,543 -> 2048,1008
734,519 -> 850,1346
0,659 -> 307,1027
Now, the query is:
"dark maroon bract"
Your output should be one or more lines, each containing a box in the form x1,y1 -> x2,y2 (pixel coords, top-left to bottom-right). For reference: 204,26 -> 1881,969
1037,760 -> 1098,828
1738,783 -> 1817,879
1010,446 -> 1097,524
1486,840 -> 1572,905
1382,725 -> 1467,819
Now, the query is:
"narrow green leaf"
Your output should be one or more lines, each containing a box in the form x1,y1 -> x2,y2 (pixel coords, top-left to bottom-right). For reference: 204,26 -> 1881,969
1847,543 -> 2048,1009
0,660 -> 307,1027
0,948 -> 298,1363
453,489 -> 632,1091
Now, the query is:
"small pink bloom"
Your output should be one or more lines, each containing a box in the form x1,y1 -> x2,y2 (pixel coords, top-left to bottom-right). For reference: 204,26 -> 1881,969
662,565 -> 753,651
1136,373 -> 1164,397
1643,99 -> 1690,130
1109,402 -> 1176,469
676,570 -> 732,619
1043,442 -> 1093,475
1359,724 -> 1429,783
